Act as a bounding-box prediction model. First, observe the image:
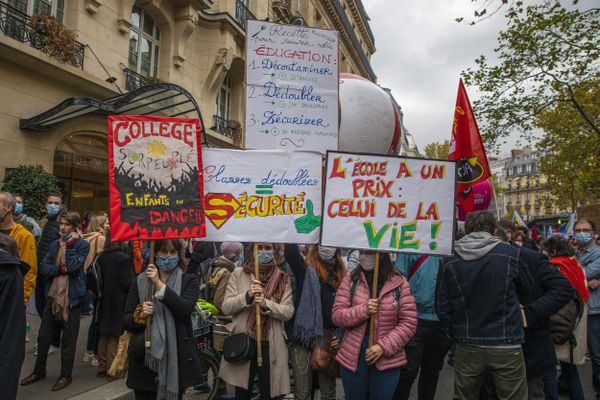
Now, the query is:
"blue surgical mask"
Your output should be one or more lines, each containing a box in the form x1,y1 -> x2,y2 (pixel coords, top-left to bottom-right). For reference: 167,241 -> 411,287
258,250 -> 274,264
236,253 -> 245,267
14,203 -> 23,215
47,204 -> 61,217
574,232 -> 592,245
155,255 -> 180,272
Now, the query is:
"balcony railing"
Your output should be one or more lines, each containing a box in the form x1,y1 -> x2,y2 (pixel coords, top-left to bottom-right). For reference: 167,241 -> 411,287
124,68 -> 148,91
0,1 -> 85,68
235,0 -> 255,30
211,115 -> 242,145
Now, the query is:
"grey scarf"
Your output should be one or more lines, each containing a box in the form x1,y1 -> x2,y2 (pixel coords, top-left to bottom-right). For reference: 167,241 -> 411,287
292,266 -> 323,349
137,268 -> 182,400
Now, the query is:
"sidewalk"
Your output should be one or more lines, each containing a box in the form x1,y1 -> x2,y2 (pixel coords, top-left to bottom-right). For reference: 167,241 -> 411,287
18,313 -> 133,400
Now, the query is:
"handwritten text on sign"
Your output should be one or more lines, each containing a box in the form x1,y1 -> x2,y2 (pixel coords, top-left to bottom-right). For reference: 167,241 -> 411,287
201,149 -> 322,244
245,20 -> 338,152
321,152 -> 457,256
107,115 -> 206,241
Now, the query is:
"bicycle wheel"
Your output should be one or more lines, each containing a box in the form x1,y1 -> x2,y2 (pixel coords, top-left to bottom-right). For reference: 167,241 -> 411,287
194,350 -> 222,400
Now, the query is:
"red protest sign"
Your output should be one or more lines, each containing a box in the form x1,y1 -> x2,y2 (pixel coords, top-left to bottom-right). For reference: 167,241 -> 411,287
107,115 -> 206,241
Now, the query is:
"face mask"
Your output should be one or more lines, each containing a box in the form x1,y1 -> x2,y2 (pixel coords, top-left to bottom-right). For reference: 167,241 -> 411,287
514,241 -> 523,247
14,203 -> 23,215
60,232 -> 73,241
541,250 -> 548,257
236,253 -> 245,267
574,232 -> 593,245
258,250 -> 274,264
359,253 -> 375,271
47,204 -> 61,217
155,255 -> 180,272
318,246 -> 336,261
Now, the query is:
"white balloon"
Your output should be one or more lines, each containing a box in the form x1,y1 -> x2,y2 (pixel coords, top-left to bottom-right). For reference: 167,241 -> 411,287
338,73 -> 402,155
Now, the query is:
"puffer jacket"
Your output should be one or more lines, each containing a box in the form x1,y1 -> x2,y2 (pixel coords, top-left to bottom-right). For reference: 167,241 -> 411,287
333,271 -> 417,373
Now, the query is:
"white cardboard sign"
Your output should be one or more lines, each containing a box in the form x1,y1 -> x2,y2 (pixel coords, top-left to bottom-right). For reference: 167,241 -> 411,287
245,20 -> 339,153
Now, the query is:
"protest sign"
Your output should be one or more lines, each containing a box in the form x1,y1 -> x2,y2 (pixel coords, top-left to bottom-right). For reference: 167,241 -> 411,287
245,19 -> 339,153
201,148 -> 322,243
321,151 -> 457,256
108,115 -> 206,241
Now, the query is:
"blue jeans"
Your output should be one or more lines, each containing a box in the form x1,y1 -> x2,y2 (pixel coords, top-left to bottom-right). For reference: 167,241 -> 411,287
340,337 -> 401,400
588,314 -> 600,398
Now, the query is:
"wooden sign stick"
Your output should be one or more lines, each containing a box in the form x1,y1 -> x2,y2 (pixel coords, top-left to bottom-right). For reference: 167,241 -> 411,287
368,252 -> 380,347
254,243 -> 263,367
145,240 -> 155,348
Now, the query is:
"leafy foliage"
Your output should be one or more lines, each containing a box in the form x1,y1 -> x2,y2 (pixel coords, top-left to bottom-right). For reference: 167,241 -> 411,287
2,165 -> 62,220
462,1 -> 600,149
423,139 -> 450,159
536,79 -> 600,210
30,14 -> 79,64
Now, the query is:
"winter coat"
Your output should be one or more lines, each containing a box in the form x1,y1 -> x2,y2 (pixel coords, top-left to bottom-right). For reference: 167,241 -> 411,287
123,271 -> 202,391
333,271 -> 417,373
0,250 -> 27,400
9,224 -> 37,305
219,267 -> 294,397
437,239 -> 529,346
207,256 -> 236,313
395,254 -> 440,321
40,238 -> 89,307
37,215 -> 59,266
577,243 -> 600,315
93,249 -> 134,337
518,247 -> 573,378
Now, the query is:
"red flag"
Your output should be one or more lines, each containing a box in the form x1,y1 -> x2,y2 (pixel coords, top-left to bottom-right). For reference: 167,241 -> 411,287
448,79 -> 491,214
531,225 -> 539,241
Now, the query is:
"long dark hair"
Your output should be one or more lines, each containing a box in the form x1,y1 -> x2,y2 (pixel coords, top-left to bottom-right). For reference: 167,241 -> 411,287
351,252 -> 399,283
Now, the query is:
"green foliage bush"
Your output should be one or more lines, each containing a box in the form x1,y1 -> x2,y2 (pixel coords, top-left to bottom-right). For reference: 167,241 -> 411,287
2,165 -> 62,220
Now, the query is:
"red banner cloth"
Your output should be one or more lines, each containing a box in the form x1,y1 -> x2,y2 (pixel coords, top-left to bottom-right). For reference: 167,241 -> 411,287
107,115 -> 206,241
449,79 -> 491,213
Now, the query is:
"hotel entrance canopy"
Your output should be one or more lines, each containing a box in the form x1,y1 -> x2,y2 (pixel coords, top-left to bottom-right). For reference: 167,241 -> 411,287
20,83 -> 210,145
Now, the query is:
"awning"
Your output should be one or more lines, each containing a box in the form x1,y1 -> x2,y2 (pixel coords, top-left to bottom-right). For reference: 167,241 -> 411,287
19,83 -> 211,145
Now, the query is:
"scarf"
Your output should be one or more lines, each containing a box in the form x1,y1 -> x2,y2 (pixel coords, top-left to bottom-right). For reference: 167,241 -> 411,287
292,265 -> 323,349
243,260 -> 289,340
551,256 -> 590,302
48,241 -> 69,321
137,268 -> 182,400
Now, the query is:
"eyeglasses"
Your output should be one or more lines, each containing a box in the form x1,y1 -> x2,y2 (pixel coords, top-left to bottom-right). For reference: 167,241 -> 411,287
574,229 -> 592,233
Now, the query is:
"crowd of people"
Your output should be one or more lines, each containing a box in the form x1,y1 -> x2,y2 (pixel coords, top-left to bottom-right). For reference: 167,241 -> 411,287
0,189 -> 599,400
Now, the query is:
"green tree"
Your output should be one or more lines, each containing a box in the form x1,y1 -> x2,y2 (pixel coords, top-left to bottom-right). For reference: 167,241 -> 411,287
423,139 -> 450,159
536,79 -> 600,211
462,2 -> 600,149
2,165 -> 62,220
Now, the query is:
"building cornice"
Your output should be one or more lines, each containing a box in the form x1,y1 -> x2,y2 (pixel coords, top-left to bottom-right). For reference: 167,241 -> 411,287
346,0 -> 375,53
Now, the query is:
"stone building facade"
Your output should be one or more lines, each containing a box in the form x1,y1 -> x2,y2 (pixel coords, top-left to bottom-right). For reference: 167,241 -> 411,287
0,0 -> 376,212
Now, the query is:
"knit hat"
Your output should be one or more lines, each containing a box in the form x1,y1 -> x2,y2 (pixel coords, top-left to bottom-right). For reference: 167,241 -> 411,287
220,242 -> 243,261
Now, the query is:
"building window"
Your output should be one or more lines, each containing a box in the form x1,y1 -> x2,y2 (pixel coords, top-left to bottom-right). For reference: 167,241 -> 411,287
216,75 -> 231,120
128,5 -> 160,78
8,0 -> 65,22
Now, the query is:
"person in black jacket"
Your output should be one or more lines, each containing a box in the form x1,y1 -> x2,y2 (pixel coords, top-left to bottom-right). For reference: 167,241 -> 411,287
89,235 -> 134,378
0,233 -> 28,400
284,244 -> 346,400
123,238 -> 201,400
516,242 -> 573,399
35,194 -> 63,317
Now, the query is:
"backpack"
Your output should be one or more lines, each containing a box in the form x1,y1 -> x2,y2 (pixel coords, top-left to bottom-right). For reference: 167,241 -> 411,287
349,272 -> 401,309
549,291 -> 584,346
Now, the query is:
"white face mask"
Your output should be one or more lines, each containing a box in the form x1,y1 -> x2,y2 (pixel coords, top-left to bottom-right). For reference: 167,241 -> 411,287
318,246 -> 336,261
359,253 -> 375,271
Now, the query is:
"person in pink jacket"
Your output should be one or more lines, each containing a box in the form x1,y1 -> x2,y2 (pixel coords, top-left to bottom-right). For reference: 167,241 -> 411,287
333,251 -> 417,400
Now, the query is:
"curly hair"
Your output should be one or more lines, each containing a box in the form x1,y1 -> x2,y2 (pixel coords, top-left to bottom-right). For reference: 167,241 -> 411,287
542,236 -> 575,257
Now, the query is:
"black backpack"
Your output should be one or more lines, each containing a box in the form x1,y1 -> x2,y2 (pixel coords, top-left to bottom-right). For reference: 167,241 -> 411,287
549,291 -> 584,346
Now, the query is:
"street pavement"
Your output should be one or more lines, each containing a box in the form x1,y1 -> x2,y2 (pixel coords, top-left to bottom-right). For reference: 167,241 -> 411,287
18,312 -> 596,399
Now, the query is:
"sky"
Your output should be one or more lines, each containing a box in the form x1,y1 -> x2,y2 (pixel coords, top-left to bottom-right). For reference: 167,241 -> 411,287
362,0 -> 510,154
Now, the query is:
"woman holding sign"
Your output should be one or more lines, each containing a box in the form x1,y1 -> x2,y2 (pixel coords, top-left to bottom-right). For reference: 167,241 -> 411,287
284,244 -> 346,400
123,239 -> 202,400
332,251 -> 417,400
219,242 -> 294,400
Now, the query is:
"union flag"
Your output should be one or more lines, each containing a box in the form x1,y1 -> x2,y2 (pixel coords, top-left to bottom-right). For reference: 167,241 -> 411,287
449,79 -> 491,214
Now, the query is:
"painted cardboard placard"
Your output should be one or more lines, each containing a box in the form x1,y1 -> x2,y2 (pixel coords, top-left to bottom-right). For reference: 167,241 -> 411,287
201,148 -> 322,243
321,151 -> 457,256
108,115 -> 206,241
245,19 -> 339,152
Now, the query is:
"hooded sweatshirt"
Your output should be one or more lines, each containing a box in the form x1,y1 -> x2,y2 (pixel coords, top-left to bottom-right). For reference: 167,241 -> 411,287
454,231 -> 500,261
